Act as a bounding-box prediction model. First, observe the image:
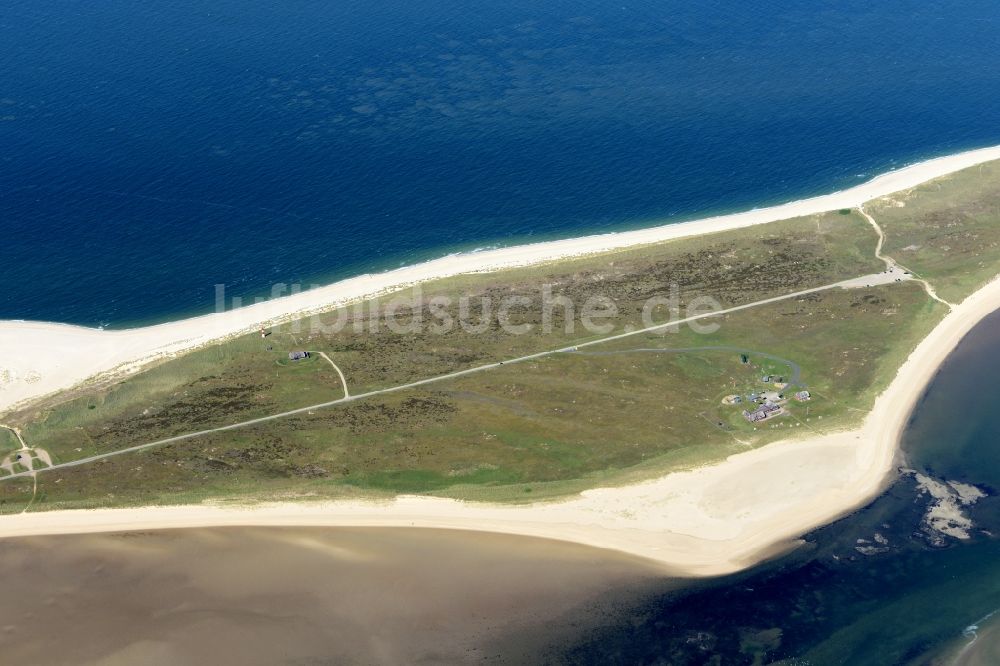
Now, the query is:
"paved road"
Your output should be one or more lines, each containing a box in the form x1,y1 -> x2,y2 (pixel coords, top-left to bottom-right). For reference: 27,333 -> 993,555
0,270 -> 900,482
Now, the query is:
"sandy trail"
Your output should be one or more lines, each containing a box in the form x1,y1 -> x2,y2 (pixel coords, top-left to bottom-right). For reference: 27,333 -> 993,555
0,424 -> 27,449
314,351 -> 350,398
858,205 -> 954,308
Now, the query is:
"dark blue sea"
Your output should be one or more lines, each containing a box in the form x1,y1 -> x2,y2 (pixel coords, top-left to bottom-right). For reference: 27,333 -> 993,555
3,0 -> 1000,328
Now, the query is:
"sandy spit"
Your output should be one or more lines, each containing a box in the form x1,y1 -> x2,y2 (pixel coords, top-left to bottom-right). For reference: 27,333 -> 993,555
3,145 -> 1000,576
3,275 -> 1000,576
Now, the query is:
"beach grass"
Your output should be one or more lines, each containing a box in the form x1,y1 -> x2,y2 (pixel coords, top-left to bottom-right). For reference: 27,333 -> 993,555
870,159 -> 1000,303
0,478 -> 34,514
18,283 -> 941,509
15,209 -> 879,439
0,428 -> 19,455
10,159 -> 1000,509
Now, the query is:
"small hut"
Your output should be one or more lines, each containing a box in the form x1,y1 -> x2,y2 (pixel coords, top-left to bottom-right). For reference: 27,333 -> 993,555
288,351 -> 309,361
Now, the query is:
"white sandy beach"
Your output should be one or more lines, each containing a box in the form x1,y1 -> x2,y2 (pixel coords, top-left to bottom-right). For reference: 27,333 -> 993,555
3,276 -> 1000,575
2,145 -> 1000,576
3,144 -> 1000,415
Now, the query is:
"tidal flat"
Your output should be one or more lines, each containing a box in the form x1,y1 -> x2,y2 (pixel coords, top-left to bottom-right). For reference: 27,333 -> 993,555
0,526 -> 669,665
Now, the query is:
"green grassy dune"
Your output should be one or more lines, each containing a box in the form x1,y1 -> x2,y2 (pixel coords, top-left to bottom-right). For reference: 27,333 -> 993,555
5,161 -> 1000,510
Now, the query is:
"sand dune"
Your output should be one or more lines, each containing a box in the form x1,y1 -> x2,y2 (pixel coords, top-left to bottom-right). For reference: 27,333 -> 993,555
0,272 -> 1000,575
2,272 -> 1000,576
3,147 -> 1000,575
2,144 -> 1000,415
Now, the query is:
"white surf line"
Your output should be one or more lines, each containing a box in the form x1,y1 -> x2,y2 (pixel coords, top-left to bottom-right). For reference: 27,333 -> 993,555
953,607 -> 1000,665
858,205 -> 954,309
313,351 -> 350,399
0,271 -> 902,483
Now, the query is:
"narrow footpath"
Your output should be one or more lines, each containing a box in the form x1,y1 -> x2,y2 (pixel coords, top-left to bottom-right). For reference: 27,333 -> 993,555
858,205 -> 954,309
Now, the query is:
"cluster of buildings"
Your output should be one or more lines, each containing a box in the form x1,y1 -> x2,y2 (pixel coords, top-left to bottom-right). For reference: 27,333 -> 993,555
739,389 -> 811,423
743,402 -> 781,423
726,357 -> 813,425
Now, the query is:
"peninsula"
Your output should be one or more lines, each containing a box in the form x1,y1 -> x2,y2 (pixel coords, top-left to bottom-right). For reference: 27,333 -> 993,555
3,147 -> 1000,576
